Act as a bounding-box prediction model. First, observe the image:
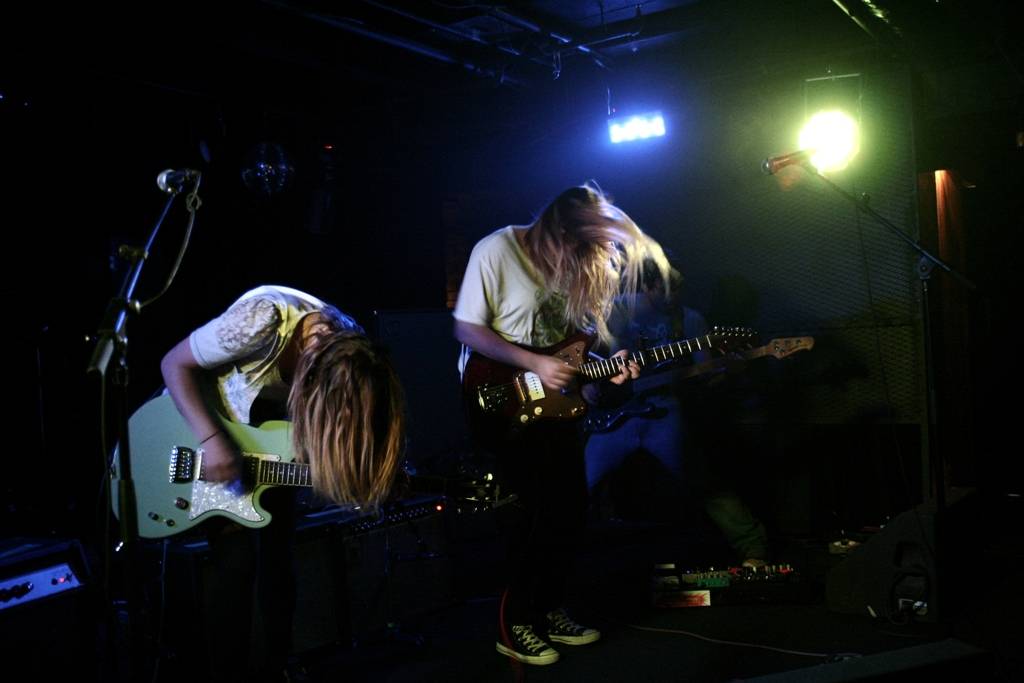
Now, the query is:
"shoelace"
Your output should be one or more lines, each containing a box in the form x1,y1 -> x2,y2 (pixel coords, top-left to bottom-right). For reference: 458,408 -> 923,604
512,625 -> 549,652
549,610 -> 583,634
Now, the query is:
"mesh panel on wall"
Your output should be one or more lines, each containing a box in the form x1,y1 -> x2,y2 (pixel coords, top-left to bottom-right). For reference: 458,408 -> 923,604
679,67 -> 925,425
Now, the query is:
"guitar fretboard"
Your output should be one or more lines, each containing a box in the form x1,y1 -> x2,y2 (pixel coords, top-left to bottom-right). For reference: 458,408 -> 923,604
580,333 -> 717,380
254,457 -> 312,487
199,455 -> 312,487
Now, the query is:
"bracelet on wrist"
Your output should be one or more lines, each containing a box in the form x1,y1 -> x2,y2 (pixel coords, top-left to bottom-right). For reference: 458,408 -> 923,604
198,429 -> 222,445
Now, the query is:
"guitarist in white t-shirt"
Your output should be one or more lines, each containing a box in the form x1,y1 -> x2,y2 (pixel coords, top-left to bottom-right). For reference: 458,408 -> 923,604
453,183 -> 666,667
159,285 -> 406,683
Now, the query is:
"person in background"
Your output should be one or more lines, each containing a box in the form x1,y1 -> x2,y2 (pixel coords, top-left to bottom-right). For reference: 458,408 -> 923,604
584,258 -> 770,568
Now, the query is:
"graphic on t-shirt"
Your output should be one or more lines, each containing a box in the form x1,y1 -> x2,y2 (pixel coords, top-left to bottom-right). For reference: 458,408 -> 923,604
216,297 -> 280,354
534,289 -> 570,345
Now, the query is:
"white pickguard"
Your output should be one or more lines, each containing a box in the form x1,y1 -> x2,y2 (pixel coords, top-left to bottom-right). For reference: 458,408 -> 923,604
189,452 -> 281,523
521,372 -> 546,401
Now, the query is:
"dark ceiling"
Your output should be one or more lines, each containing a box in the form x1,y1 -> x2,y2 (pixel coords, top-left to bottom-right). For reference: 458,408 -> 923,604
14,0 -> 1021,105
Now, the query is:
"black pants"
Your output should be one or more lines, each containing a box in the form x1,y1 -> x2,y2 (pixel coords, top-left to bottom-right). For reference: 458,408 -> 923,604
202,487 -> 297,682
490,419 -> 589,628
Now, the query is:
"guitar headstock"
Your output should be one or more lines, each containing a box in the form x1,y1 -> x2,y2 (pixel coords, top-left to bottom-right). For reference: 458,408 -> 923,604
763,336 -> 814,359
708,326 -> 759,353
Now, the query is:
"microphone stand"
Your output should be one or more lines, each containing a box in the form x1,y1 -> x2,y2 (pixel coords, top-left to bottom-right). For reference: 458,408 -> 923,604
800,161 -> 977,512
86,182 -> 191,680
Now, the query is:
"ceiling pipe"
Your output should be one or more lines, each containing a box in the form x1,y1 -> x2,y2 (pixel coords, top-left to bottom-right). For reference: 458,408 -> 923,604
260,0 -> 526,86
488,7 -> 612,70
570,3 -> 714,54
359,0 -> 520,56
830,0 -> 880,41
356,0 -> 556,74
830,0 -> 904,48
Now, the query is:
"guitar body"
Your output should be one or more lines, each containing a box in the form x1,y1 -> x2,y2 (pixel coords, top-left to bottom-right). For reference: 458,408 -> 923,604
583,399 -> 661,434
462,332 -> 595,428
110,394 -> 295,538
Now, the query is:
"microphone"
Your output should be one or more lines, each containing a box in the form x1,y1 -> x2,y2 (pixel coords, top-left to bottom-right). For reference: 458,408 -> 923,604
761,149 -> 814,175
156,168 -> 201,194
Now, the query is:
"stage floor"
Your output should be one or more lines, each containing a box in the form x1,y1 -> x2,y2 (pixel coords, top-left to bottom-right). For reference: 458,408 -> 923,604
284,506 -> 1022,682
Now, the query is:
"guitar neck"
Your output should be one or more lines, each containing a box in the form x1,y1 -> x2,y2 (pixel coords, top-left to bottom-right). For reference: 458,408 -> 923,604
580,333 -> 716,380
200,455 -> 312,488
253,457 -> 312,487
256,456 -> 311,489
675,344 -> 766,380
676,337 -> 813,380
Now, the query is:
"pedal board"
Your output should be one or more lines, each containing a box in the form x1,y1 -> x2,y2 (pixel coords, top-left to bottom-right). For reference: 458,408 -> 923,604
652,562 -> 813,607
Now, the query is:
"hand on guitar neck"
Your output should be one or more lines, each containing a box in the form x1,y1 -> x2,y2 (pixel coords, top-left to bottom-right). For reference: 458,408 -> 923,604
529,348 -> 638,391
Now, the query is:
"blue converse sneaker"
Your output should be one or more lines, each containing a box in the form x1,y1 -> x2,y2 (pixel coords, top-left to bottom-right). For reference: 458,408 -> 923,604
496,624 -> 560,665
544,608 -> 601,645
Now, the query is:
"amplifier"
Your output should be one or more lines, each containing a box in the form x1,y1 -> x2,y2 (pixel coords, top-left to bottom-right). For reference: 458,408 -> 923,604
0,538 -> 95,677
0,538 -> 87,611
149,495 -> 453,666
300,495 -> 448,535
286,496 -> 453,650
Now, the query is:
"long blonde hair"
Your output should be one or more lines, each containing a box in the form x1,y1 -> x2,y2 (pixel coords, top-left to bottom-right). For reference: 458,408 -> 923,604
522,182 -> 669,345
288,329 -> 405,510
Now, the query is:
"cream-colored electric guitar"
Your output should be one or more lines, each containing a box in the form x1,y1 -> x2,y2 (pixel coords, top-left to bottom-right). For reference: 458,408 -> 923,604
110,394 -> 306,538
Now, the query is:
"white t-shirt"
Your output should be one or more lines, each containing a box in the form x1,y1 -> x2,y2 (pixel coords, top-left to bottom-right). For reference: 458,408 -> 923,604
453,226 -> 571,372
189,285 -> 362,423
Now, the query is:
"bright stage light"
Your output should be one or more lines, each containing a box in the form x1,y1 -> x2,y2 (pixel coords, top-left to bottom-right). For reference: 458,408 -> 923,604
608,112 -> 666,144
798,110 -> 859,173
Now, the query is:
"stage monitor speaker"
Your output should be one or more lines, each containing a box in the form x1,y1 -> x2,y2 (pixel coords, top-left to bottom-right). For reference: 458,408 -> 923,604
825,489 -> 978,623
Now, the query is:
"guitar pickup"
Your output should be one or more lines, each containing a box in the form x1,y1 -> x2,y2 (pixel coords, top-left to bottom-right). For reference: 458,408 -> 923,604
515,372 -> 546,402
477,385 -> 504,412
168,447 -> 196,484
477,383 -> 518,413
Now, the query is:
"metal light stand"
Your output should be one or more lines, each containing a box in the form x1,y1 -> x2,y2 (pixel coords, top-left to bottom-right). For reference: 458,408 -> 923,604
803,161 -> 981,622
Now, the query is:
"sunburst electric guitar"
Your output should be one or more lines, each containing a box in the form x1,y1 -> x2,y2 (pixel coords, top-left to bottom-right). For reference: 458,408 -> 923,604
110,394 -> 307,538
462,327 -> 757,428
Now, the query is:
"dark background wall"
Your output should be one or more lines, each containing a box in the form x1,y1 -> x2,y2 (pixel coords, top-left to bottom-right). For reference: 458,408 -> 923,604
4,1 -> 1020,545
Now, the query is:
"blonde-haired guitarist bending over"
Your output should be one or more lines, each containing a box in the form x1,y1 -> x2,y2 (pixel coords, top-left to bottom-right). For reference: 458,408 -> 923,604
160,284 -> 405,683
